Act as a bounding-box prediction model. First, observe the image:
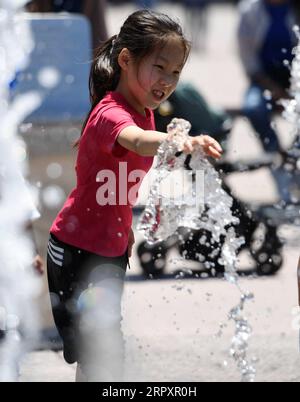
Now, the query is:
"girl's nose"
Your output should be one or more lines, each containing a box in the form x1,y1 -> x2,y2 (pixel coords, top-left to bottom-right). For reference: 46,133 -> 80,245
159,74 -> 175,88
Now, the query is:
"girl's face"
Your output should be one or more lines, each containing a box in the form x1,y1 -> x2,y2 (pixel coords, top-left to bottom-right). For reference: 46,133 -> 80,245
126,37 -> 186,115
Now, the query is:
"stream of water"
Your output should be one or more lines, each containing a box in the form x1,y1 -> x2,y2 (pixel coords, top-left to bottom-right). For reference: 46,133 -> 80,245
138,118 -> 256,382
0,1 -> 41,381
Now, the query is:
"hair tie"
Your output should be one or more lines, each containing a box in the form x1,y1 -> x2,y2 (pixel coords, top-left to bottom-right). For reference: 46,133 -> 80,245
110,36 -> 118,56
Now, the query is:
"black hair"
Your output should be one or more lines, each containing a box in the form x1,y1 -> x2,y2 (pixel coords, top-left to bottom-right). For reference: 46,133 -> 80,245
75,9 -> 191,146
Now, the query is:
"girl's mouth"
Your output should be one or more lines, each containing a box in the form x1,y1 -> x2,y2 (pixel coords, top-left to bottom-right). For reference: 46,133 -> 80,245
152,89 -> 165,102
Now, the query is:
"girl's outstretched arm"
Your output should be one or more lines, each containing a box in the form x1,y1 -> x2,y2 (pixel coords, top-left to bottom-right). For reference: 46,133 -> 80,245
117,126 -> 222,159
118,126 -> 168,157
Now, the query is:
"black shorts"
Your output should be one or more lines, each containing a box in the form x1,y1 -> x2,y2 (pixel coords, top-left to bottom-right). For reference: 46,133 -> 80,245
47,234 -> 129,364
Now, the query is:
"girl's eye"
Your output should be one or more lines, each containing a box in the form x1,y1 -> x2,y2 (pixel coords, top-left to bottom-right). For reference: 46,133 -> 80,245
173,71 -> 180,76
154,65 -> 164,70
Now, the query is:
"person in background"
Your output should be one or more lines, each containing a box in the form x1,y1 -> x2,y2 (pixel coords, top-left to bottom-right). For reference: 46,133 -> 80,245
184,0 -> 209,51
135,0 -> 157,8
238,0 -> 300,153
297,258 -> 300,352
26,0 -> 108,56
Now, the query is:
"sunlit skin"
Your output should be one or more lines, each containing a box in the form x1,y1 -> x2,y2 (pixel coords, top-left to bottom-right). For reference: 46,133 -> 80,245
116,36 -> 185,115
32,255 -> 44,275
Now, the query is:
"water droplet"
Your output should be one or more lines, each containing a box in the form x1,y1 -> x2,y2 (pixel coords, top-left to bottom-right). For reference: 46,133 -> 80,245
42,185 -> 65,209
37,66 -> 61,89
46,163 -> 62,179
263,90 -> 272,100
65,74 -> 75,84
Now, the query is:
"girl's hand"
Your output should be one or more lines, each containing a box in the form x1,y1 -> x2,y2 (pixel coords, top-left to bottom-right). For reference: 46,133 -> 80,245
128,228 -> 135,258
32,254 -> 44,275
183,135 -> 223,159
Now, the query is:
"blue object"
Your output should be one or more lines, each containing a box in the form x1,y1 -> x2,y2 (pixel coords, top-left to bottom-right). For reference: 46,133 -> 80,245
260,1 -> 293,88
12,14 -> 92,124
135,0 -> 157,8
9,71 -> 21,91
243,84 -> 281,153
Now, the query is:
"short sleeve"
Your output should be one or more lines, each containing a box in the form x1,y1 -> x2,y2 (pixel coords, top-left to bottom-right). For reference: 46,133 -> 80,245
96,106 -> 137,155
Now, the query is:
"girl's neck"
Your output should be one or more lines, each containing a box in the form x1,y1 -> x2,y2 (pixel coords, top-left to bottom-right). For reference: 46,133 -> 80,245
115,80 -> 146,117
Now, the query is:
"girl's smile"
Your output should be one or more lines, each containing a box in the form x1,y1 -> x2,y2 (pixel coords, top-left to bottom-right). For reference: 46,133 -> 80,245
152,89 -> 165,102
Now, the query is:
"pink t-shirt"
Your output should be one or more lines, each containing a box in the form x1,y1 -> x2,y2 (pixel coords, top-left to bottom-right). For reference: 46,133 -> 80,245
50,91 -> 155,257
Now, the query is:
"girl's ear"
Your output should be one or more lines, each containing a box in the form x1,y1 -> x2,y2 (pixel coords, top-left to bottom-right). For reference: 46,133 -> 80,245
118,48 -> 131,71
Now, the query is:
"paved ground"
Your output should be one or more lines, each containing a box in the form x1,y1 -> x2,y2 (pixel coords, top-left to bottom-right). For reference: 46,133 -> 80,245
18,2 -> 300,382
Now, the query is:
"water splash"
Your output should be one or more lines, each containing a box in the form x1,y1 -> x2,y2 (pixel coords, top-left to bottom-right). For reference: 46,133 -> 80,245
138,118 -> 256,382
278,26 -> 300,204
282,27 -> 300,141
228,292 -> 255,382
137,119 -> 201,243
0,1 -> 42,381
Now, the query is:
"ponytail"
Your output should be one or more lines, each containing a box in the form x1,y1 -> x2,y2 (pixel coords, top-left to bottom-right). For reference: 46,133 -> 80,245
89,35 -> 121,106
74,35 -> 121,147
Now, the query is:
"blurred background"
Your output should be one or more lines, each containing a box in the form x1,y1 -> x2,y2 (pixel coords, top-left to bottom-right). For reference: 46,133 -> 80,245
10,0 -> 300,381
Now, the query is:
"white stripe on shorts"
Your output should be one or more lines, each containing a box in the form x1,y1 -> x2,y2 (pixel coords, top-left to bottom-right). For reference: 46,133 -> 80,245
48,246 -> 63,267
48,241 -> 64,260
48,239 -> 65,254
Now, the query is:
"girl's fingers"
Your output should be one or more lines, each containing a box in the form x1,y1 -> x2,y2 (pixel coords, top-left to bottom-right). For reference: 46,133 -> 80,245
181,136 -> 223,158
196,136 -> 222,153
201,136 -> 222,159
208,145 -> 222,159
213,141 -> 223,154
183,139 -> 193,154
205,137 -> 223,154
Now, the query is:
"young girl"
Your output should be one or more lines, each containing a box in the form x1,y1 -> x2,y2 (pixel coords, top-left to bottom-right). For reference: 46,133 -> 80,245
47,9 -> 222,382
